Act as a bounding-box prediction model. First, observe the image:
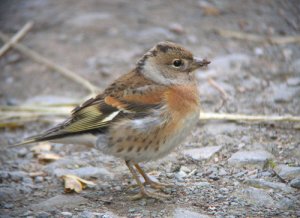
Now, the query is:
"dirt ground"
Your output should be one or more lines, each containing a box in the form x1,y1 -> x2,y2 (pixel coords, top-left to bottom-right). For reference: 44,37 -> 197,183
0,0 -> 300,217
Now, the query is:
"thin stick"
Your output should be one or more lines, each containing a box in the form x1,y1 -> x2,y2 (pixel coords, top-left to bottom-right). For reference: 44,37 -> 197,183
0,105 -> 73,113
0,32 -> 100,94
215,29 -> 300,45
0,22 -> 33,57
1,105 -> 300,124
199,112 -> 300,122
208,78 -> 228,111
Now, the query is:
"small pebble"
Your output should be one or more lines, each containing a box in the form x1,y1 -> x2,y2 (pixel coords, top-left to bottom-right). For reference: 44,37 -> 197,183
4,203 -> 14,209
290,178 -> 300,189
35,176 -> 44,183
61,212 -> 73,217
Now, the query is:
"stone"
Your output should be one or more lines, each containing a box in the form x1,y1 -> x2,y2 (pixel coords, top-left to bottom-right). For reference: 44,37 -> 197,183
244,179 -> 294,193
0,171 -> 9,179
31,195 -> 88,211
36,211 -> 51,218
135,27 -> 175,42
254,47 -> 264,56
204,122 -> 240,136
3,203 -> 14,209
9,171 -> 27,182
173,208 -> 211,218
80,211 -> 100,218
271,83 -> 300,103
61,212 -> 73,217
25,95 -> 78,105
275,165 -> 300,180
183,146 -> 222,161
168,23 -> 185,35
17,147 -> 28,157
228,150 -> 273,168
291,58 -> 300,74
287,77 -> 300,86
175,170 -> 187,182
35,176 -> 44,183
276,197 -> 296,210
66,12 -> 112,28
194,182 -> 211,189
236,187 -> 274,208
290,178 -> 300,189
52,166 -> 114,179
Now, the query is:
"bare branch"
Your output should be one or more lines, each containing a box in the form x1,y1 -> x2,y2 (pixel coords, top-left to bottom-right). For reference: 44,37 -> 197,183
0,22 -> 33,57
0,31 -> 100,94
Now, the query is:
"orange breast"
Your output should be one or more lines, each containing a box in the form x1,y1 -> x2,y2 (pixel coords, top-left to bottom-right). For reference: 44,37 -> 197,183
165,84 -> 200,116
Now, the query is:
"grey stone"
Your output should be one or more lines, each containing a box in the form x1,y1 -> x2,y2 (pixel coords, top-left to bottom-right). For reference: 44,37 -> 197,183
35,176 -> 44,183
244,179 -> 294,193
25,95 -> 78,105
135,27 -> 175,42
236,187 -> 274,208
80,211 -> 99,218
31,194 -> 88,211
0,171 -> 9,179
6,53 -> 21,63
287,77 -> 300,86
275,165 -> 300,180
183,145 -> 222,161
228,150 -> 273,168
194,182 -> 211,189
204,122 -> 240,136
175,170 -> 187,182
291,58 -> 300,74
173,208 -> 211,218
271,83 -> 300,103
276,198 -> 296,210
3,203 -> 14,209
290,178 -> 300,189
36,211 -> 51,218
0,187 -> 17,201
52,166 -> 114,179
17,147 -> 28,157
66,13 -> 112,28
61,212 -> 73,217
9,171 -> 27,182
22,177 -> 33,185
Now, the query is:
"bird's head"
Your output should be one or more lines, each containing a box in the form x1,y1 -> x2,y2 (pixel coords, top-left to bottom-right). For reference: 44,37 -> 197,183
137,41 -> 210,85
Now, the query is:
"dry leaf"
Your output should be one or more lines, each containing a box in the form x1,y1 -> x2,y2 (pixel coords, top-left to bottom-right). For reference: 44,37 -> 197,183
31,142 -> 52,153
37,152 -> 61,162
62,174 -> 96,193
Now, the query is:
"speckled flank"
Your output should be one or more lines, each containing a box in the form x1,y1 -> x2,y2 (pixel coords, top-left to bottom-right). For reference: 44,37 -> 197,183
99,83 -> 200,162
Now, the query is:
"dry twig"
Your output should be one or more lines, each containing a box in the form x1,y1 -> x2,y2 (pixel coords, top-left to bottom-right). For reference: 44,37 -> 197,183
215,29 -> 300,44
0,22 -> 33,57
0,31 -> 100,94
208,78 -> 229,111
1,104 -> 300,124
200,112 -> 300,122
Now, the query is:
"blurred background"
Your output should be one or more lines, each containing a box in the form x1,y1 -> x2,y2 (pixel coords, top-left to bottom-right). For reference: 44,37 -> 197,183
0,0 -> 299,217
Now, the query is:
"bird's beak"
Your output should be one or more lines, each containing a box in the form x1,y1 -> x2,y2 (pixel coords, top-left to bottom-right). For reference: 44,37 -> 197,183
191,57 -> 211,71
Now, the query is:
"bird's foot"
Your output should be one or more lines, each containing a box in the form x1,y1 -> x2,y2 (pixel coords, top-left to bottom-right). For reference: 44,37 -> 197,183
144,180 -> 173,191
129,187 -> 170,201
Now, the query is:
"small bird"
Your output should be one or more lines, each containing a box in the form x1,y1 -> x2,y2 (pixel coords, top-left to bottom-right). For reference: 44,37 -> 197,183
17,41 -> 210,199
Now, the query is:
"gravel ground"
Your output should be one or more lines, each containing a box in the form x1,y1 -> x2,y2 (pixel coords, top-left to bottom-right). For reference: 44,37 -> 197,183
1,0 -> 300,217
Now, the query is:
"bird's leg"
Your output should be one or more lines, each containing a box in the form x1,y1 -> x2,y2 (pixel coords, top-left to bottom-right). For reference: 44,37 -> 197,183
134,162 -> 173,190
125,160 -> 168,200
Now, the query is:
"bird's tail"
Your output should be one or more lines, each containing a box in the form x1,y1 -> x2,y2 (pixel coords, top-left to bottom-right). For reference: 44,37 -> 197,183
10,136 -> 40,148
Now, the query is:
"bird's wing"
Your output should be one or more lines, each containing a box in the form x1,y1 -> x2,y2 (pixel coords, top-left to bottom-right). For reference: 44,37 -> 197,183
21,72 -> 166,143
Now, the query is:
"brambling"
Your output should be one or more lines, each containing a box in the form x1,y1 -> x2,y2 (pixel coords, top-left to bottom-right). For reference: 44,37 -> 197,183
18,41 -> 210,200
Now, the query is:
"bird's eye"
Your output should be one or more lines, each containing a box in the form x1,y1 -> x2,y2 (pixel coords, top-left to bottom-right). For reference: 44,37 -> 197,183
172,59 -> 183,67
